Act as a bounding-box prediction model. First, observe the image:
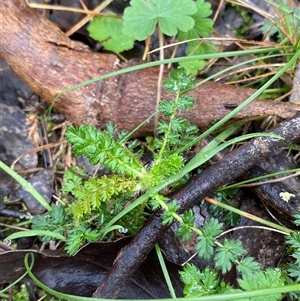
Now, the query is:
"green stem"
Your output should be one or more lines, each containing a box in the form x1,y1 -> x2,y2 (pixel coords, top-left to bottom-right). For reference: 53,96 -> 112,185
155,243 -> 177,299
54,47 -> 291,102
154,27 -> 166,135
24,253 -> 300,301
176,47 -> 300,154
101,50 -> 299,239
219,168 -> 300,189
0,160 -> 52,212
205,197 -> 292,234
157,92 -> 180,161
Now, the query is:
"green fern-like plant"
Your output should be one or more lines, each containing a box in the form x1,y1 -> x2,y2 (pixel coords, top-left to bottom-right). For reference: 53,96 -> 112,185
63,68 -> 198,222
31,67 -> 199,254
180,264 -> 232,297
176,211 -> 300,299
65,124 -> 145,179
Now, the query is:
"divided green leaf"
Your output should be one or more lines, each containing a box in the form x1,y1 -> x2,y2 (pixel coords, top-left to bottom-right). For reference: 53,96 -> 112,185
31,203 -> 67,243
237,268 -> 285,301
162,67 -> 196,93
176,210 -> 195,242
161,199 -> 180,225
65,124 -> 144,178
88,16 -> 135,53
209,190 -> 240,226
196,218 -> 223,260
123,0 -> 197,41
287,263 -> 300,282
286,230 -> 300,281
178,0 -> 215,74
180,264 -> 224,297
237,256 -> 261,276
215,239 -> 247,273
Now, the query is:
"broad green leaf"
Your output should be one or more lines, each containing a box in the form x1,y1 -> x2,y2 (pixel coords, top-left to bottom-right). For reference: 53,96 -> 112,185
88,16 -> 135,53
179,0 -> 213,39
179,59 -> 206,75
178,0 -> 215,74
123,0 -> 197,41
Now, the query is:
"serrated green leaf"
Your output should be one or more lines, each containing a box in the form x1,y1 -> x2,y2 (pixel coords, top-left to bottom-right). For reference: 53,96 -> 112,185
196,218 -> 223,260
182,209 -> 195,226
178,0 -> 213,39
286,231 -> 300,248
291,250 -> 300,265
149,154 -> 184,184
202,218 -> 223,237
158,100 -> 176,116
294,213 -> 300,226
31,215 -> 49,230
49,203 -> 66,225
180,265 -> 221,297
88,16 -> 135,53
180,263 -> 201,285
208,190 -> 240,227
62,167 -> 84,193
161,199 -> 180,225
176,223 -> 193,243
31,203 -> 67,243
106,122 -> 117,137
288,263 -> 300,281
238,268 -> 285,301
123,0 -> 197,41
177,95 -> 195,110
237,256 -> 260,276
177,0 -> 215,74
65,228 -> 84,255
201,267 -> 219,293
84,228 -> 100,242
65,125 -> 143,178
163,67 -> 196,93
195,239 -> 212,259
215,239 -> 247,273
161,211 -> 175,225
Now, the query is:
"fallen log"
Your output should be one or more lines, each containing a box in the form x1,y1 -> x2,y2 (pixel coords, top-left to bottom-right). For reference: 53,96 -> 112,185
1,0 -> 300,136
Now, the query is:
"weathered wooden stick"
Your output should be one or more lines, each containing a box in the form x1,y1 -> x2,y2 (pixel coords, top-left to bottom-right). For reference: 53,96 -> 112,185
1,0 -> 300,136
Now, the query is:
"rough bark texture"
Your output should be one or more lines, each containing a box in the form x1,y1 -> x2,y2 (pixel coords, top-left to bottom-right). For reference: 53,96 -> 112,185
1,0 -> 300,136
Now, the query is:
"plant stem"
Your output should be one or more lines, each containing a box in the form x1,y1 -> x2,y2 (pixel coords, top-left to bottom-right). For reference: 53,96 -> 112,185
176,47 -> 300,153
0,160 -> 52,212
204,197 -> 292,234
157,92 -> 180,161
154,27 -> 165,135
